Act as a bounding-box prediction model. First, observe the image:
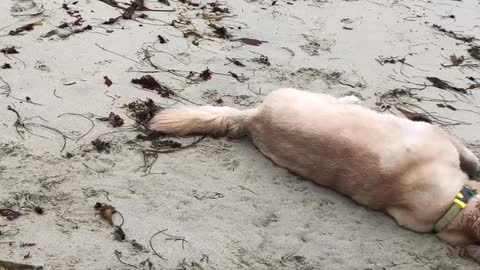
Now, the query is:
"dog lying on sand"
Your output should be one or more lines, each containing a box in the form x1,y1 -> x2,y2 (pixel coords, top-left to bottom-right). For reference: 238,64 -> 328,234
149,87 -> 480,262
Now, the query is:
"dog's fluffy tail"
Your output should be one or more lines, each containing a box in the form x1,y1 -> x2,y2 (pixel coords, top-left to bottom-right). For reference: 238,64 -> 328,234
149,106 -> 257,138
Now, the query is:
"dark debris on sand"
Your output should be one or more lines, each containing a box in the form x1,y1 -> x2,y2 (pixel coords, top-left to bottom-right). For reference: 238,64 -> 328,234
97,112 -> 124,127
427,77 -> 468,94
104,76 -> 113,87
124,98 -> 161,129
469,46 -> 480,61
1,46 -> 19,54
152,139 -> 182,149
432,24 -> 475,43
9,21 -> 42,36
0,208 -> 22,220
199,68 -> 213,81
131,75 -> 175,98
91,139 -> 112,153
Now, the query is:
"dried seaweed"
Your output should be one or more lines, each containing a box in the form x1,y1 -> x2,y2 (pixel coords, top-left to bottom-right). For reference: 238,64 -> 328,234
122,0 -> 145,19
136,151 -> 159,174
152,139 -> 181,149
114,226 -> 126,241
158,0 -> 170,5
141,136 -> 205,154
396,106 -> 432,123
187,68 -> 213,82
158,34 -> 168,44
193,190 -> 224,200
210,4 -> 229,13
450,55 -> 465,66
42,25 -> 92,39
0,260 -> 43,270
114,250 -> 138,268
0,209 -> 22,220
101,0 -> 174,24
231,38 -> 268,46
426,77 -> 468,94
209,23 -> 231,39
1,46 -> 19,54
376,87 -> 468,126
91,139 -> 111,153
212,6 -> 230,14
97,112 -> 124,127
179,0 -> 199,7
251,55 -> 270,66
9,21 -> 42,36
469,46 -> 480,61
436,103 -> 457,111
226,57 -> 245,67
149,229 -> 168,260
375,56 -> 407,65
98,0 -> 122,9
149,229 -> 188,261
131,75 -> 175,97
432,24 -> 475,43
131,75 -> 160,90
101,0 -> 145,23
104,76 -> 113,87
7,105 -> 25,138
124,98 -> 161,128
199,68 -> 212,81
228,71 -> 249,82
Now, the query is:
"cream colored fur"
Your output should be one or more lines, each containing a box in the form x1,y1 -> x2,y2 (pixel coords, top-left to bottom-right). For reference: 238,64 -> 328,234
150,106 -> 257,138
149,88 -> 480,262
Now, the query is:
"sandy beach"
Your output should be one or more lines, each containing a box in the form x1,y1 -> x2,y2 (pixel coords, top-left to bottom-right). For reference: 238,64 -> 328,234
1,0 -> 480,269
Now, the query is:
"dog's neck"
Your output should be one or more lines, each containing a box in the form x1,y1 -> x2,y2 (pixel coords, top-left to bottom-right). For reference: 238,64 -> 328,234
441,181 -> 480,246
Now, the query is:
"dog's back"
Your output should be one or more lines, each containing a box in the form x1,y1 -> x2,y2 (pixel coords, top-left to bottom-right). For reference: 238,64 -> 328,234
248,89 -> 462,210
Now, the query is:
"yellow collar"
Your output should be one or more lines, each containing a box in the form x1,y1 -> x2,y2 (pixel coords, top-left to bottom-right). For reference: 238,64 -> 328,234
433,185 -> 477,233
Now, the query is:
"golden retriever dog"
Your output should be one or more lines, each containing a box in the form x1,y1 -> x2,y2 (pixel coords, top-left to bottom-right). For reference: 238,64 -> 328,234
149,87 -> 480,262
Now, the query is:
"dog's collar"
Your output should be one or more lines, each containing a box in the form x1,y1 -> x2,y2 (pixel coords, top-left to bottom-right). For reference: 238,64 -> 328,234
433,185 -> 478,233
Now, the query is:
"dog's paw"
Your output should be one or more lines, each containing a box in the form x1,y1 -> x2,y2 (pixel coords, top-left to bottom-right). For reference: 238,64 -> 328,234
339,95 -> 361,104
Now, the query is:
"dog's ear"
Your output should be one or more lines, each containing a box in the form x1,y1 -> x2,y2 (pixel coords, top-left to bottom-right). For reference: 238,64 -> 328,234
466,245 -> 480,262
